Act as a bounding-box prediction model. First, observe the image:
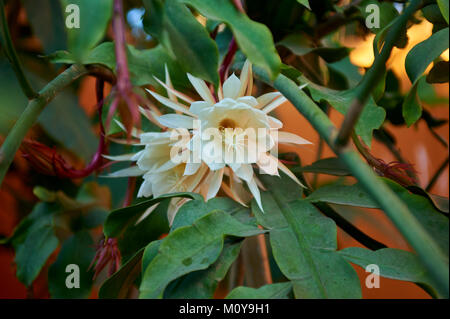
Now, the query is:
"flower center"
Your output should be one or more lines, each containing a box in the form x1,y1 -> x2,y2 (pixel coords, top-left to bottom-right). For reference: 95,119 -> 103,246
219,118 -> 237,131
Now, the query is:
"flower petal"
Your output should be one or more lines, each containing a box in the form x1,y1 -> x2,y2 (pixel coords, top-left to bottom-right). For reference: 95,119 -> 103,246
277,131 -> 312,145
261,96 -> 287,114
256,92 -> 281,109
223,73 -> 241,99
184,162 -> 201,176
157,114 -> 194,129
146,89 -> 196,117
238,60 -> 252,97
187,73 -> 216,105
206,168 -> 224,200
102,153 -> 137,161
247,177 -> 263,212
275,155 -> 306,188
106,166 -> 144,178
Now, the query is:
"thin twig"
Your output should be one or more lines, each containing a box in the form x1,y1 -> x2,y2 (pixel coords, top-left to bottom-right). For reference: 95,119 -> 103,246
426,157 -> 449,192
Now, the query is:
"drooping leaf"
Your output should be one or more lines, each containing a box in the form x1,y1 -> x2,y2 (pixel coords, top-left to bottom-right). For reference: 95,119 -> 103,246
143,0 -> 219,86
226,282 -> 293,299
437,0 -> 450,24
118,199 -> 170,263
178,0 -> 282,80
99,248 -> 145,299
11,203 -> 60,286
59,0 -> 113,63
48,231 -> 95,298
253,174 -> 362,299
339,247 -> 445,298
103,192 -> 200,238
405,27 -> 449,84
139,210 -> 265,298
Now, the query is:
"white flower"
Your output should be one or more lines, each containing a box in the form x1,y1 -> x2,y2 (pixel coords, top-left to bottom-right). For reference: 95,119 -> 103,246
146,60 -> 312,210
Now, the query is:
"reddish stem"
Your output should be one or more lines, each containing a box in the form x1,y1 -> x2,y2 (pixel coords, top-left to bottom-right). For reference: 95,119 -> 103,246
219,37 -> 238,84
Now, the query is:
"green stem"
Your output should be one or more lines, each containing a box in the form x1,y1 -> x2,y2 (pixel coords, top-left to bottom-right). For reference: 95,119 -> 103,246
335,0 -> 422,147
0,0 -> 38,99
0,64 -> 87,186
264,72 -> 449,298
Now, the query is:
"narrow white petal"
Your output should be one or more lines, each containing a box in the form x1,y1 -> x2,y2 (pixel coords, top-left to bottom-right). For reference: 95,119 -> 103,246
157,114 -> 194,129
137,180 -> 154,198
164,64 -> 177,102
238,60 -> 252,97
261,96 -> 287,114
268,116 -> 283,129
223,73 -> 241,99
256,92 -> 281,109
275,155 -> 305,188
187,73 -> 216,105
206,168 -> 224,200
277,131 -> 313,145
153,74 -> 194,104
189,101 -> 211,115
102,153 -> 137,161
135,203 -> 159,225
106,166 -> 144,178
234,164 -> 254,182
247,177 -> 263,212
256,153 -> 279,176
146,89 -> 196,117
114,119 -> 141,138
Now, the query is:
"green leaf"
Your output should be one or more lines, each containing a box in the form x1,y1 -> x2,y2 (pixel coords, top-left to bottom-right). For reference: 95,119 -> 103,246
278,34 -> 350,63
12,203 -> 60,286
294,157 -> 351,176
22,0 -> 67,54
252,174 -> 362,299
437,0 -> 450,24
308,178 -> 449,254
179,0 -> 281,80
339,247 -> 443,298
304,77 -> 386,146
164,241 -> 242,298
103,192 -> 199,238
49,42 -> 190,89
226,282 -> 293,299
307,182 -> 378,208
59,0 -> 113,63
118,199 -> 170,263
296,0 -> 310,10
139,210 -> 264,298
402,79 -> 422,126
143,0 -> 219,86
99,248 -> 145,299
405,27 -> 449,84
171,197 -> 253,231
359,1 -> 399,34
48,231 -> 95,298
